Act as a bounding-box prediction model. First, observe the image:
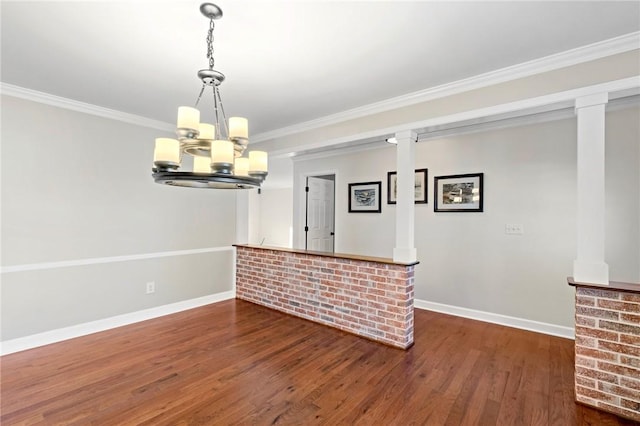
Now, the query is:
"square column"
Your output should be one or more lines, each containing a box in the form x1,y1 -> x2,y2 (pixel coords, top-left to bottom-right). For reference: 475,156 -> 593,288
573,93 -> 609,284
393,130 -> 417,263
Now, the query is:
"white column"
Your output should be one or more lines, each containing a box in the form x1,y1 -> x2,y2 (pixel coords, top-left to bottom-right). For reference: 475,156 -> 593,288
393,130 -> 417,263
573,93 -> 609,284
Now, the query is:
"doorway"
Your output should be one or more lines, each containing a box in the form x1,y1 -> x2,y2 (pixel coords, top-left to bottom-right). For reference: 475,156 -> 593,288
305,175 -> 335,252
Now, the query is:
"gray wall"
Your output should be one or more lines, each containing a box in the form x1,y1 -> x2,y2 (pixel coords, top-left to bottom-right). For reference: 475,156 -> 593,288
1,96 -> 237,340
258,188 -> 293,247
292,107 -> 640,328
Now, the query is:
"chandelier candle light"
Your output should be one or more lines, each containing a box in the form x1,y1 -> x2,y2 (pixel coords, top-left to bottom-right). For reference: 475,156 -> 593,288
152,3 -> 268,189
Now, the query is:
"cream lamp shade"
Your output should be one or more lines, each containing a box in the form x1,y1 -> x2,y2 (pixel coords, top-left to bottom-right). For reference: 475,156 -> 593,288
154,138 -> 180,165
235,157 -> 250,176
249,151 -> 268,173
198,123 -> 215,140
211,140 -> 234,165
229,117 -> 248,139
193,155 -> 211,173
177,106 -> 200,130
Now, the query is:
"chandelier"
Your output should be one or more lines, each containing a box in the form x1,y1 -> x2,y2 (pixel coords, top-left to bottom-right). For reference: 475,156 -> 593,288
152,3 -> 267,189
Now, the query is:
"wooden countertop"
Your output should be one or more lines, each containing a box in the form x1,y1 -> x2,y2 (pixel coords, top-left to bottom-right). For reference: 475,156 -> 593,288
567,277 -> 640,294
234,244 -> 419,267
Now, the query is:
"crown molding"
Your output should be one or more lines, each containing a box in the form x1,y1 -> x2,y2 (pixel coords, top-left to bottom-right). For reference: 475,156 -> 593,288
269,75 -> 640,158
252,31 -> 640,143
2,32 -> 637,139
0,83 -> 174,132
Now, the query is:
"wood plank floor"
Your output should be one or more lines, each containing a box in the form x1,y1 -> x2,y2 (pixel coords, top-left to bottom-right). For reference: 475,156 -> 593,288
1,299 -> 638,425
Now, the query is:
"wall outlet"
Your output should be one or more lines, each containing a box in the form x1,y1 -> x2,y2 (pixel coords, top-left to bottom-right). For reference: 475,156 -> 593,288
146,281 -> 156,294
505,224 -> 524,235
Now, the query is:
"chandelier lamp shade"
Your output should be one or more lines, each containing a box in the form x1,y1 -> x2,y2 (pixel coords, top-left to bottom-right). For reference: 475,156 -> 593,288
152,3 -> 268,189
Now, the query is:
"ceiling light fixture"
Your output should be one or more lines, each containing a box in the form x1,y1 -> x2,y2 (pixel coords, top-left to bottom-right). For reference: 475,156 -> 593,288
385,137 -> 398,144
152,3 -> 267,189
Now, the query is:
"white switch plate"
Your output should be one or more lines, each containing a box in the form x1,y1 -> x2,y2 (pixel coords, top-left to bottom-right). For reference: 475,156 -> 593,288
146,281 -> 155,294
505,224 -> 524,235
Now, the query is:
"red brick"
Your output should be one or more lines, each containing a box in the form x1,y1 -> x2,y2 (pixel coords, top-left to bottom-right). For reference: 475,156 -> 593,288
350,310 -> 367,320
386,319 -> 406,328
599,382 -> 640,400
575,336 -> 598,348
576,316 -> 597,327
621,312 -> 640,324
576,356 -> 597,368
575,326 -> 619,342
599,320 -> 640,336
576,394 -> 597,406
576,306 -> 620,320
576,346 -> 618,362
620,355 -> 640,369
365,301 -> 386,311
620,399 -> 640,413
576,376 -> 596,389
621,293 -> 640,303
621,377 -> 640,391
621,334 -> 640,346
596,402 -> 640,421
577,296 -> 596,307
598,341 -> 640,357
577,288 -> 622,300
598,361 -> 640,377
597,299 -> 640,313
343,302 -> 360,311
358,318 -> 377,328
386,305 -> 406,315
575,366 -> 619,384
576,386 -> 619,404
341,264 -> 358,272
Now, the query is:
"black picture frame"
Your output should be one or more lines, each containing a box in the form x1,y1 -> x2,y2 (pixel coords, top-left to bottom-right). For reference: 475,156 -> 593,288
387,168 -> 428,204
434,173 -> 484,212
348,181 -> 382,213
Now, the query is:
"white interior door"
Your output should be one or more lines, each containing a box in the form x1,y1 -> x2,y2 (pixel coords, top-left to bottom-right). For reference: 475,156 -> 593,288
306,176 -> 335,252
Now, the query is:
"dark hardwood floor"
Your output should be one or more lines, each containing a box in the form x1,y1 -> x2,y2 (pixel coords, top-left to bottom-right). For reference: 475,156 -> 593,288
1,299 -> 637,425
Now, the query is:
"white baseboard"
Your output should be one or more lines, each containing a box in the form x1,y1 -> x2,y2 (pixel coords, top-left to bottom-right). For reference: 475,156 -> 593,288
1,291 -> 236,356
414,299 -> 575,339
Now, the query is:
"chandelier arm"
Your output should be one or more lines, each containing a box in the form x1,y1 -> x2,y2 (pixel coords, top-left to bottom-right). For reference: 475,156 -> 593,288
194,83 -> 207,107
212,85 -> 222,139
215,85 -> 230,139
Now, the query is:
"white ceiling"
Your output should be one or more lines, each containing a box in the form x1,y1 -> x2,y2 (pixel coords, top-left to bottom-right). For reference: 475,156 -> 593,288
2,1 -> 639,138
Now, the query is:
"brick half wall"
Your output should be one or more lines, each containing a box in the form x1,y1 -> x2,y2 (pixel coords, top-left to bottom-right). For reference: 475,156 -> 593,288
573,285 -> 640,421
235,246 -> 415,349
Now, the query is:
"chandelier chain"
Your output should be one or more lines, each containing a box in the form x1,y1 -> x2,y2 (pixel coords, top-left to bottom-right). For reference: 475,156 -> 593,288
207,19 -> 215,70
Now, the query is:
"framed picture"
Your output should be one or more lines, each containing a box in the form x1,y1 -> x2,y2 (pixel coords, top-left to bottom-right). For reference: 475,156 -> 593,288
434,173 -> 484,212
348,181 -> 382,213
387,168 -> 428,204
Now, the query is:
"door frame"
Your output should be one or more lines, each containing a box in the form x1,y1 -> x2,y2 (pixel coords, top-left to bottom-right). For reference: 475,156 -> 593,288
296,170 -> 337,251
305,174 -> 336,251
